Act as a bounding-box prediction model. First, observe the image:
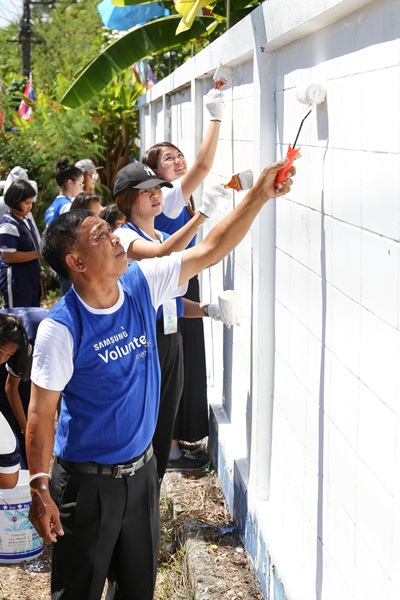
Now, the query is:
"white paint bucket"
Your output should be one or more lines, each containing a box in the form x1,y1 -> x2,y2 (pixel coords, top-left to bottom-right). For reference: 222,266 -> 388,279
0,469 -> 43,562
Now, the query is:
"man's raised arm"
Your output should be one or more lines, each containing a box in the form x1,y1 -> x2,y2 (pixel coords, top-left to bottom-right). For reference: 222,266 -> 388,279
178,159 -> 295,285
26,384 -> 64,542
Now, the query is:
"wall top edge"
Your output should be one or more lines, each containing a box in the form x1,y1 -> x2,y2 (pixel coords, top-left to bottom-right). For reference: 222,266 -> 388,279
261,0 -> 377,51
138,0 -> 376,106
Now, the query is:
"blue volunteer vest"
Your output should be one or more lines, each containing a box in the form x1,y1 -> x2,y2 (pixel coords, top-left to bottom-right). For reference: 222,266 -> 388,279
44,194 -> 71,226
48,263 -> 160,463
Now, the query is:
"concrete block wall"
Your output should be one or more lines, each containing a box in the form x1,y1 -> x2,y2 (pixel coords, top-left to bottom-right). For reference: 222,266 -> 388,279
138,0 -> 400,597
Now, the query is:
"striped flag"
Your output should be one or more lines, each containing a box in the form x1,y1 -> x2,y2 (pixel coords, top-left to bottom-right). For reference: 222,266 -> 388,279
17,74 -> 35,120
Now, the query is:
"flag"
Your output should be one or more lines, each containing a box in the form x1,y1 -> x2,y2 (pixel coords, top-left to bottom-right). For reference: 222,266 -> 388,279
132,61 -> 158,90
98,0 -> 169,31
174,0 -> 210,34
17,74 -> 35,121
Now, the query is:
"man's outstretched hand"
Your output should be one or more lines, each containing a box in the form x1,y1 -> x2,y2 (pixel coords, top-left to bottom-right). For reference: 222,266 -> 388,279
253,158 -> 296,203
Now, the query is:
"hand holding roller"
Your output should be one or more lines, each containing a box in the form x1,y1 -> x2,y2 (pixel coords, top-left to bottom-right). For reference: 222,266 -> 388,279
276,146 -> 301,185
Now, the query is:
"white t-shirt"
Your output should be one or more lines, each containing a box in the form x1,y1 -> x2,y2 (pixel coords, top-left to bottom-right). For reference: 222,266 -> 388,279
161,178 -> 187,218
31,253 -> 187,392
114,226 -> 165,265
0,412 -> 19,474
60,202 -> 71,215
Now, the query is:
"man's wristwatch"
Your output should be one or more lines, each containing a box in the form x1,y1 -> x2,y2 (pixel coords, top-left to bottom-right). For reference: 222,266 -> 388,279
203,304 -> 210,317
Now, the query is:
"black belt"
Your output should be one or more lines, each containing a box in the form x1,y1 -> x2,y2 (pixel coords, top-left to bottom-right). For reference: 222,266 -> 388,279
57,444 -> 153,478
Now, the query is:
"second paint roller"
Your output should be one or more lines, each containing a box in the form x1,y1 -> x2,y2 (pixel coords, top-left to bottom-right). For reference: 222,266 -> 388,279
276,83 -> 327,184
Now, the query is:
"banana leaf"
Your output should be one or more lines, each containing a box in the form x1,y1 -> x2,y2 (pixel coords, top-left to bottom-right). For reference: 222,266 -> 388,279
61,15 -> 217,108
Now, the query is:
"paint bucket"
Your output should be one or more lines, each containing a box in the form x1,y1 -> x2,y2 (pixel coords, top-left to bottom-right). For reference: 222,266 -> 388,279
0,469 -> 43,562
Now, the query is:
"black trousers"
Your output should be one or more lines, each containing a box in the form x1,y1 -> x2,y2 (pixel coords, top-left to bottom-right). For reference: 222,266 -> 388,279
50,454 -> 160,600
152,321 -> 184,480
174,276 -> 209,441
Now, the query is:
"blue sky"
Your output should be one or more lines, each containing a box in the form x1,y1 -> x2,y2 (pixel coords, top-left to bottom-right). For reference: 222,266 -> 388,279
0,0 -> 22,28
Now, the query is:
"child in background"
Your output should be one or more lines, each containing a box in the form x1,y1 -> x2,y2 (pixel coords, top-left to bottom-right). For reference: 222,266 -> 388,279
0,308 -> 48,469
0,311 -> 35,480
0,180 -> 41,308
0,412 -> 20,489
70,192 -> 103,215
100,204 -> 126,232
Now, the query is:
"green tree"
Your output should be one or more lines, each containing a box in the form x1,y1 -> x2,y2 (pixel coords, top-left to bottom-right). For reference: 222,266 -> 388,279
31,0 -> 106,94
0,0 -> 142,229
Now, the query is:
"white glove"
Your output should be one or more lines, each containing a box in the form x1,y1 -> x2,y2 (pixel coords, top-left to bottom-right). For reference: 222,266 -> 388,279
207,303 -> 222,321
205,302 -> 241,328
205,88 -> 224,121
197,183 -> 231,218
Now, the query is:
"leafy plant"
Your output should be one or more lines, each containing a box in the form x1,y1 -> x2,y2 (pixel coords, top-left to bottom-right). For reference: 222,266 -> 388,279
61,15 -> 219,108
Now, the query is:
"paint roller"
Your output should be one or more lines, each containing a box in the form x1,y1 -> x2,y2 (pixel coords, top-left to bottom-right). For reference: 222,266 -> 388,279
276,83 -> 327,184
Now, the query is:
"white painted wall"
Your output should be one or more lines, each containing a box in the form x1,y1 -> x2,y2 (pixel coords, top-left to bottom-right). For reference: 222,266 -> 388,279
139,0 -> 400,598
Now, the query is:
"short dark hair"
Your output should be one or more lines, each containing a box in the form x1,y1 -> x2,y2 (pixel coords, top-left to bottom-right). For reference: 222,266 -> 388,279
0,313 -> 30,379
100,203 -> 126,231
114,188 -> 140,219
41,209 -> 93,281
4,180 -> 36,210
55,159 -> 83,189
141,142 -> 183,173
71,192 -> 101,211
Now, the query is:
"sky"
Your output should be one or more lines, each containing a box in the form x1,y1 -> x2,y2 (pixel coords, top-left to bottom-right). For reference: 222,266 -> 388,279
0,0 -> 22,29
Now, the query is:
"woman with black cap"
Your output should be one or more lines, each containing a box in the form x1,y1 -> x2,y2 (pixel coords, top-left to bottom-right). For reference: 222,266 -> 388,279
113,162 -> 228,479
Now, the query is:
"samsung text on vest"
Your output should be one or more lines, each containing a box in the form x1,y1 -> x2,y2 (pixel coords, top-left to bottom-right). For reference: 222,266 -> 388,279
94,331 -> 151,363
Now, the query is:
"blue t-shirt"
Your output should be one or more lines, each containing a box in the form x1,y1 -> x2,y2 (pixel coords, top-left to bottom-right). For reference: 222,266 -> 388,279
48,263 -> 161,464
155,206 -> 197,249
44,194 -> 71,226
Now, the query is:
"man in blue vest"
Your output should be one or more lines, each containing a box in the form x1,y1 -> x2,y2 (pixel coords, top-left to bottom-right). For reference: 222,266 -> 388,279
26,159 -> 295,600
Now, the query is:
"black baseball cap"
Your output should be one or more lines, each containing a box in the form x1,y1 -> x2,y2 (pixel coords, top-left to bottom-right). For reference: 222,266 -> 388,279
113,163 -> 173,196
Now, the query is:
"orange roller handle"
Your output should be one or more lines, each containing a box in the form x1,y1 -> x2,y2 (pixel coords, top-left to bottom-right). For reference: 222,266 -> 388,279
276,145 -> 301,185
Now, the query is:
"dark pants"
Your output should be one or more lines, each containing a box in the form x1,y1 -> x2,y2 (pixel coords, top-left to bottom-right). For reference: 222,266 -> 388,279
152,321 -> 184,480
174,276 -> 208,441
50,454 -> 160,600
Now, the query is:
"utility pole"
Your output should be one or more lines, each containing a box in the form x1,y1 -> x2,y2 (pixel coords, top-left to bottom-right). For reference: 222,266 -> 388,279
20,0 -> 31,77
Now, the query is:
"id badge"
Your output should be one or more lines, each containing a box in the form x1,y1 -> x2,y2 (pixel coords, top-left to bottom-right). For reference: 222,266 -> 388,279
163,300 -> 178,335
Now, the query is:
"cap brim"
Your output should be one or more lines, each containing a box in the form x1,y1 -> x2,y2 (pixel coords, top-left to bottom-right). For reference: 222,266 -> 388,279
132,179 -> 173,190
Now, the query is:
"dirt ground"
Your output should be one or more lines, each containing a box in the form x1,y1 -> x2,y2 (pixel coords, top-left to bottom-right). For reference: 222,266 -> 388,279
0,469 -> 263,600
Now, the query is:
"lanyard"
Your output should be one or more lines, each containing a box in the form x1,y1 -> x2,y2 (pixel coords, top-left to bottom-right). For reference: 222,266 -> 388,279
125,222 -> 163,243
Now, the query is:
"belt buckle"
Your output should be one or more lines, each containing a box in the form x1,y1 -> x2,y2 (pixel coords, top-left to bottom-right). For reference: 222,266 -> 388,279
113,462 -> 136,478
